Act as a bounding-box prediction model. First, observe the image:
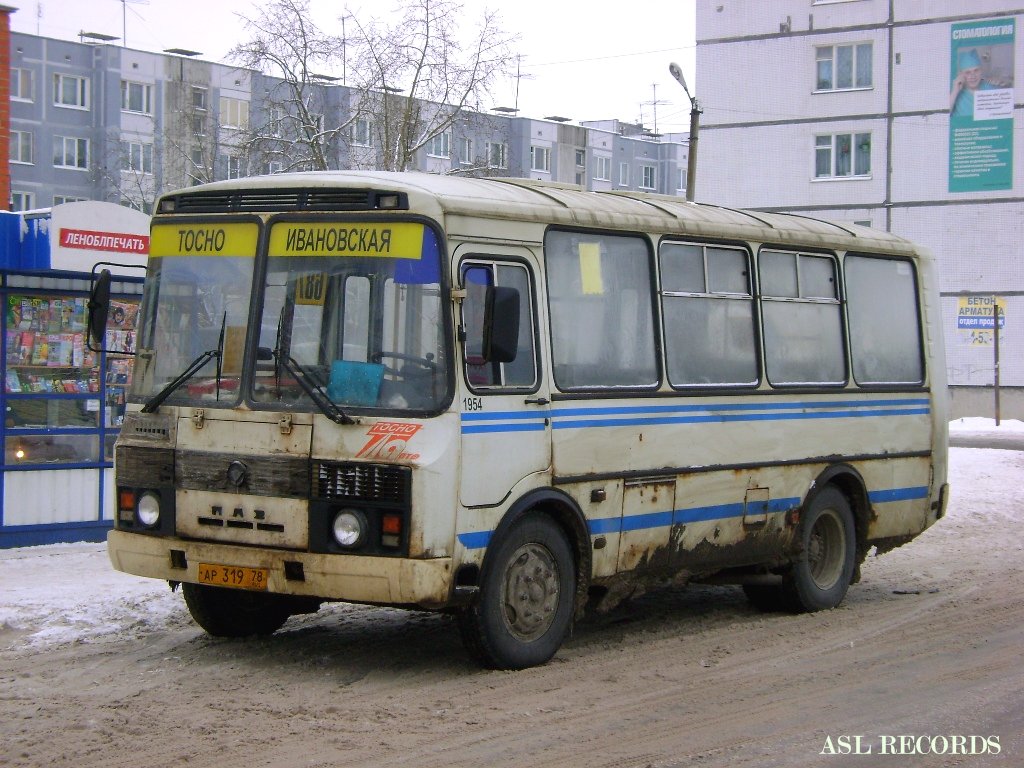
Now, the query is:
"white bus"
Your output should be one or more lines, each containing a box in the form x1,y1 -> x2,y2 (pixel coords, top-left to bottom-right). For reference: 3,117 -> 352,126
97,172 -> 948,669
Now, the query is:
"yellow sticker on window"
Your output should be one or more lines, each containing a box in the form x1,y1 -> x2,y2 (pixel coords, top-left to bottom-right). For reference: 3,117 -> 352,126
579,242 -> 604,295
269,222 -> 424,259
150,222 -> 259,257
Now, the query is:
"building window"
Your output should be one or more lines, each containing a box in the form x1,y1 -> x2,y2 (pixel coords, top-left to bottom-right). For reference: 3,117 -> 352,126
677,167 -> 686,192
53,136 -> 89,169
219,96 -> 249,129
815,132 -> 871,178
426,132 -> 451,158
458,137 -> 472,165
530,145 -> 550,172
352,118 -> 372,147
191,114 -> 205,136
53,73 -> 89,109
619,162 -> 629,186
266,160 -> 284,174
267,107 -> 285,137
10,130 -> 33,164
487,142 -> 507,169
10,192 -> 35,212
595,156 -> 611,180
226,155 -> 244,179
121,80 -> 153,114
121,141 -> 154,174
815,43 -> 872,91
53,195 -> 88,205
189,147 -> 206,185
640,165 -> 656,189
575,149 -> 586,167
11,68 -> 33,101
192,86 -> 208,111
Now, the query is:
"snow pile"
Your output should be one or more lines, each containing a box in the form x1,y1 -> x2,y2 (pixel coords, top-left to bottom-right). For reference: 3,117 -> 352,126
949,417 -> 1024,434
0,543 -> 187,648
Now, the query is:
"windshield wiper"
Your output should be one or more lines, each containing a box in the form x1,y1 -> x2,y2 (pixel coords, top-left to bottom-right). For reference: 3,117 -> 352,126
141,312 -> 226,413
269,349 -> 355,425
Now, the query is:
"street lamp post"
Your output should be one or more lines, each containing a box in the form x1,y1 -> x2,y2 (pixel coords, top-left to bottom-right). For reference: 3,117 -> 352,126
669,62 -> 701,202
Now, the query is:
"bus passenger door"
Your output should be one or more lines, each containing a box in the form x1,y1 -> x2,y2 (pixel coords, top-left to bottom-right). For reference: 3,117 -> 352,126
457,253 -> 550,508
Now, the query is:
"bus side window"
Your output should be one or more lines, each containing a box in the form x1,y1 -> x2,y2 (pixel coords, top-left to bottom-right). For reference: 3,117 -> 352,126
461,261 -> 537,391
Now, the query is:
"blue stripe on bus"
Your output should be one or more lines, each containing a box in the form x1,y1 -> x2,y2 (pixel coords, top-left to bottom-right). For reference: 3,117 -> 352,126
460,398 -> 930,435
461,422 -> 547,434
457,530 -> 492,549
869,486 -> 929,503
551,398 -> 930,418
458,487 -> 926,550
462,410 -> 550,421
552,407 -> 929,431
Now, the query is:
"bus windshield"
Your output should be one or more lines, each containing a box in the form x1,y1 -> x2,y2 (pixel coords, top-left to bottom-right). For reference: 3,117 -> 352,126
252,220 -> 449,414
131,222 -> 258,407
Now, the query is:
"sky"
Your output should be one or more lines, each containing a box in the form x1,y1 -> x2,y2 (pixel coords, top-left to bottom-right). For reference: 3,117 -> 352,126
2,419 -> 1021,647
9,0 -> 698,133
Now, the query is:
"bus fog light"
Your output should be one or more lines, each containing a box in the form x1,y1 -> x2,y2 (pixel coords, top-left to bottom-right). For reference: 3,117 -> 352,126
332,509 -> 367,548
137,492 -> 161,528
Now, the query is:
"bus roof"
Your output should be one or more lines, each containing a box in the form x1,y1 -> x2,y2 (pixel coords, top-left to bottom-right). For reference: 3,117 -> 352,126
156,171 -> 921,257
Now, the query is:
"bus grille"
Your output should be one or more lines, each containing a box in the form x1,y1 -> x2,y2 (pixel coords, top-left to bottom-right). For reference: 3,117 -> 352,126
163,188 -> 402,213
313,461 -> 410,506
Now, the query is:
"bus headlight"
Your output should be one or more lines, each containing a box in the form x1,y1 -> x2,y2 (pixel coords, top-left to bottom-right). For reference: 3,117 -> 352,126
137,492 -> 161,528
332,509 -> 367,548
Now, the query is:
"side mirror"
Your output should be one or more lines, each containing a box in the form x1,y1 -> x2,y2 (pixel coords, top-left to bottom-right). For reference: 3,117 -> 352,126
483,286 -> 520,364
87,269 -> 112,352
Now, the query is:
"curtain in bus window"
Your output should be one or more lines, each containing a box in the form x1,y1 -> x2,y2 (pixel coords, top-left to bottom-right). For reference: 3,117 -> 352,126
845,255 -> 923,385
546,230 -> 657,389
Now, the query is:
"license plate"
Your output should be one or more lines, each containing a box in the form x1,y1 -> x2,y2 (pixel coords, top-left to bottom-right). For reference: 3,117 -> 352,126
197,563 -> 269,591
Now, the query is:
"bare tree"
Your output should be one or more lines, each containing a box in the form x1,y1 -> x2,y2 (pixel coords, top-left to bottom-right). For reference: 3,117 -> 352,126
227,0 -> 352,171
345,0 -> 518,171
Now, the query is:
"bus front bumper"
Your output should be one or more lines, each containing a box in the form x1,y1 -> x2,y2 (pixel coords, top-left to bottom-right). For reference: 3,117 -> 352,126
107,530 -> 454,609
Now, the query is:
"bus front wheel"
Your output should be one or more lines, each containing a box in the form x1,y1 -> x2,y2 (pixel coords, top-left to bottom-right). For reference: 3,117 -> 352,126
182,582 -> 292,637
458,515 -> 575,669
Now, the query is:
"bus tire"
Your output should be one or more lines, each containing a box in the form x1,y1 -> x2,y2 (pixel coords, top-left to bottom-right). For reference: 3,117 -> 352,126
783,485 -> 856,612
457,514 -> 575,670
182,582 -> 292,637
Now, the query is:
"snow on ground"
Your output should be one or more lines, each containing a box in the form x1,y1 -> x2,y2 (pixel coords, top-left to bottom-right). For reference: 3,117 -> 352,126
1,421 -> 1020,651
949,417 -> 1024,433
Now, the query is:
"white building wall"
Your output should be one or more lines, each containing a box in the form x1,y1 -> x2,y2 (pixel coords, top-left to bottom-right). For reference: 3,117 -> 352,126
698,2 -> 1024,407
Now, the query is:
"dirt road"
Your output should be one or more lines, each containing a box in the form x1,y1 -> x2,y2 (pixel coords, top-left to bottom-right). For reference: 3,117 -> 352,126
2,447 -> 1022,768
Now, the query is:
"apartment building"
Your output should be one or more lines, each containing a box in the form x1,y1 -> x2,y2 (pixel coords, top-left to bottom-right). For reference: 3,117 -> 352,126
6,29 -> 690,214
696,0 -> 1023,418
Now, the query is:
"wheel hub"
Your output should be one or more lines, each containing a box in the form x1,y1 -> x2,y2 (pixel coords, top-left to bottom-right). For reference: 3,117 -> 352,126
502,543 -> 560,641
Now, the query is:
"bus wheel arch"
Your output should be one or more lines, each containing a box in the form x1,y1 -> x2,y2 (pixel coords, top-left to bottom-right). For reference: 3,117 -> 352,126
744,469 -> 865,614
808,464 -> 871,581
457,488 -> 590,669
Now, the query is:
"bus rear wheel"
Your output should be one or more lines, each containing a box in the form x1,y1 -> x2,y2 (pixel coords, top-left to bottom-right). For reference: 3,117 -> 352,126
182,582 -> 293,637
458,515 -> 575,670
744,486 -> 856,613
